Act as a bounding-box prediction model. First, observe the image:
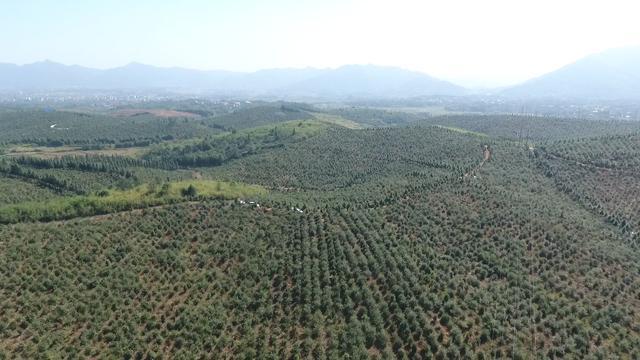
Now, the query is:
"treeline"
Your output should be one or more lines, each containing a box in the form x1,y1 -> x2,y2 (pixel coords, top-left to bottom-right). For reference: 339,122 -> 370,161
13,154 -> 177,172
18,134 -> 180,148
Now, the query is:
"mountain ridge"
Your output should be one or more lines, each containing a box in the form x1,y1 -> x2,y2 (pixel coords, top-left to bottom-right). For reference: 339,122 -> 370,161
0,61 -> 466,97
4,46 -> 640,99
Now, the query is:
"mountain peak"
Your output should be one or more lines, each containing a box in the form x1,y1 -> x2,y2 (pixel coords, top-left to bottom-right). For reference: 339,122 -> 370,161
29,59 -> 64,67
121,61 -> 154,69
503,46 -> 640,99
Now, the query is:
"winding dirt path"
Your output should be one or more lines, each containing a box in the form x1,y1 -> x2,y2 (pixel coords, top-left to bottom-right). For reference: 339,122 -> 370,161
464,145 -> 492,178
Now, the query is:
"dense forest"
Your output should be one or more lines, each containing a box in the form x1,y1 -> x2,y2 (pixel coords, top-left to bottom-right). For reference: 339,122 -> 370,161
1,102 -> 639,358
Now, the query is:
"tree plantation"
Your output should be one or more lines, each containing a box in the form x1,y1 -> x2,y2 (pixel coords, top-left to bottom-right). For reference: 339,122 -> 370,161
0,104 -> 639,358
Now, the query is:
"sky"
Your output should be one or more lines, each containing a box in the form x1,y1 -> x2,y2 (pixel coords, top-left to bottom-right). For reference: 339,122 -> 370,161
2,0 -> 640,87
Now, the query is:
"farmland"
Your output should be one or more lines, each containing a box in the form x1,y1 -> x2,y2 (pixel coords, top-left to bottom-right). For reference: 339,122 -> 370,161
0,103 -> 639,358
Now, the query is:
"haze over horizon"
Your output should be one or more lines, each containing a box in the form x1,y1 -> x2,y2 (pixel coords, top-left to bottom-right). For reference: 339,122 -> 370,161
3,1 -> 640,359
3,0 -> 640,88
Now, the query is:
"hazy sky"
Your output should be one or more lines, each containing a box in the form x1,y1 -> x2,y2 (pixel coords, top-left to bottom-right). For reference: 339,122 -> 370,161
2,0 -> 640,87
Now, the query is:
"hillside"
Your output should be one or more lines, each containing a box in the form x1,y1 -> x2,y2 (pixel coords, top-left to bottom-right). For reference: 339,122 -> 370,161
503,46 -> 640,99
1,106 -> 639,358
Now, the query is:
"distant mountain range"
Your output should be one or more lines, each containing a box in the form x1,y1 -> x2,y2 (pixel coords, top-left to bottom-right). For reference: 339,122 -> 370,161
502,46 -> 640,99
0,61 -> 466,98
2,46 -> 640,99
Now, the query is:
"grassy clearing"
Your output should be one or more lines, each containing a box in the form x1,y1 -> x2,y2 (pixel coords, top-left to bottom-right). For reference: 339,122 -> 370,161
165,180 -> 266,198
433,125 -> 488,137
375,106 -> 466,116
111,108 -> 201,118
226,118 -> 333,139
0,179 -> 266,224
310,113 -> 364,129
